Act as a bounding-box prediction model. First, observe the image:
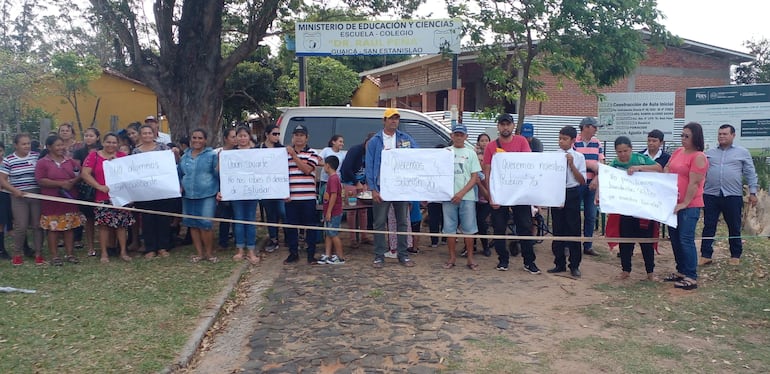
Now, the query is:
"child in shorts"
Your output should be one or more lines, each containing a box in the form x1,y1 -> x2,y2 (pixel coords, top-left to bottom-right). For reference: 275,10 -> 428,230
318,156 -> 345,264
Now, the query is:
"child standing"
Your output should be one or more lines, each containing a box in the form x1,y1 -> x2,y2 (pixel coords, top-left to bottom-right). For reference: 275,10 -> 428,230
319,156 -> 345,264
547,126 -> 586,277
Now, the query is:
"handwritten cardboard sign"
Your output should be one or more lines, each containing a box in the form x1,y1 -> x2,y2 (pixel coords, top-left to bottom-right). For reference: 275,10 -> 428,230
103,150 -> 181,206
219,148 -> 290,201
380,148 -> 454,201
489,152 -> 567,207
598,164 -> 678,227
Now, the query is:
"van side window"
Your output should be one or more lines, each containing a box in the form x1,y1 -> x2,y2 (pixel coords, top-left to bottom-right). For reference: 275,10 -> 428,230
336,118 -> 382,145
285,117 -> 334,149
400,120 -> 450,148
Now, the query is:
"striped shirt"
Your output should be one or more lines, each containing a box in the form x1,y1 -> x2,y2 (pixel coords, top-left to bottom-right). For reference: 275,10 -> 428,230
574,134 -> 604,181
288,147 -> 321,200
1,152 -> 40,191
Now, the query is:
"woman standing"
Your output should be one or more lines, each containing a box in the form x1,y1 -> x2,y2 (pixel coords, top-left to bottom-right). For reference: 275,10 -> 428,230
339,133 -> 375,248
179,128 -> 219,263
58,123 -> 83,158
319,134 -> 346,190
606,136 -> 662,280
81,133 -> 135,263
133,124 -> 175,259
215,127 -> 237,251
663,122 -> 709,290
474,133 -> 492,256
227,126 -> 260,265
258,124 -> 286,252
35,136 -> 85,266
0,133 -> 44,265
73,127 -> 101,256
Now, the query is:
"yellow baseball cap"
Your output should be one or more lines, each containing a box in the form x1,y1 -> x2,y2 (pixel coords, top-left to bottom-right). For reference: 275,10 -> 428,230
383,108 -> 400,118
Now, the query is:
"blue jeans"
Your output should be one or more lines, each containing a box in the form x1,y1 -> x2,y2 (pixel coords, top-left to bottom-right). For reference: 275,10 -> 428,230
700,194 -> 743,259
372,200 -> 410,259
577,183 -> 597,250
669,207 -> 700,280
232,200 -> 258,250
261,199 -> 285,241
285,199 -> 318,260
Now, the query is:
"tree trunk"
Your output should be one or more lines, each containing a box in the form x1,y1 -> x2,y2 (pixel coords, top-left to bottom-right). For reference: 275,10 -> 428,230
160,79 -> 225,145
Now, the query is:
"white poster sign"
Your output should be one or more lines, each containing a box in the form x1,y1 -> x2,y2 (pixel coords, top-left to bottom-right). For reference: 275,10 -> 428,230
103,150 -> 181,207
489,152 -> 567,207
597,92 -> 676,142
380,148 -> 454,201
295,19 -> 461,56
219,148 -> 289,201
597,164 -> 678,227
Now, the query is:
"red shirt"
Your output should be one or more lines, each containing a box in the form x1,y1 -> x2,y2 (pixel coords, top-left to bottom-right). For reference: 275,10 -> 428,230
34,156 -> 81,215
667,147 -> 709,208
482,135 -> 531,166
323,173 -> 343,217
83,151 -> 127,202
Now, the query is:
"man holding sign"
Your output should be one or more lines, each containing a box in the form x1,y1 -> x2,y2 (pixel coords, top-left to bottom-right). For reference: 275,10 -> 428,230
365,108 -> 419,269
482,114 -> 541,274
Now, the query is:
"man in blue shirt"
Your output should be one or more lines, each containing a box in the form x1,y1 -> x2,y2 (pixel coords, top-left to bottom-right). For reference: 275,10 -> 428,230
700,124 -> 758,266
365,108 -> 419,268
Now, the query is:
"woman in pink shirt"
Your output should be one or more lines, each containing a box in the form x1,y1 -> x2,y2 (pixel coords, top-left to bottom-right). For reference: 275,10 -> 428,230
663,122 -> 709,290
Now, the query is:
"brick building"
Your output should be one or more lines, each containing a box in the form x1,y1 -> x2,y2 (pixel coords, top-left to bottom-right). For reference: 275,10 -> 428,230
360,37 -> 754,118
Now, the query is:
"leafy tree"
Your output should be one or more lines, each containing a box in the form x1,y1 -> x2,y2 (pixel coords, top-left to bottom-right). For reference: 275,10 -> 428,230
448,0 -> 671,126
734,38 -> 770,84
89,0 -> 425,142
50,51 -> 103,135
222,46 -> 279,125
0,48 -> 47,140
276,57 -> 359,107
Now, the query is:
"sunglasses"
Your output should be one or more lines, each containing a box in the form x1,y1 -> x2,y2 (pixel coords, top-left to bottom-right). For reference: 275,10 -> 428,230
270,132 -> 280,136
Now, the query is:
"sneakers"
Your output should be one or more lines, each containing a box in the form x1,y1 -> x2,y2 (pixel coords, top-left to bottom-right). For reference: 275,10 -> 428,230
384,250 -> 398,258
398,256 -> 415,267
12,255 -> 23,266
372,256 -> 385,268
35,255 -> 46,266
317,254 -> 330,264
547,266 -> 567,273
496,263 -> 509,271
326,255 -> 345,265
265,239 -> 279,253
460,249 -> 468,257
283,254 -> 299,265
407,247 -> 420,254
524,262 -> 541,274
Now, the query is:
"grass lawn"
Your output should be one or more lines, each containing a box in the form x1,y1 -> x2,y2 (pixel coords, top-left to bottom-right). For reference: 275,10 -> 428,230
0,245 -> 240,374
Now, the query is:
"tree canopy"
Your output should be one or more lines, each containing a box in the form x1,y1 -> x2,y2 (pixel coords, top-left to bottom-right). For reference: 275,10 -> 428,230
734,38 -> 770,84
448,0 -> 672,125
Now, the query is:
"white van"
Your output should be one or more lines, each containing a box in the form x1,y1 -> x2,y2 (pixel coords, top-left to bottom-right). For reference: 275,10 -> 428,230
275,107 -> 452,149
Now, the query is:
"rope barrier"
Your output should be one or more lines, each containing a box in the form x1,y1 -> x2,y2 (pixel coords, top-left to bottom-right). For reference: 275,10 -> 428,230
6,191 -> 767,245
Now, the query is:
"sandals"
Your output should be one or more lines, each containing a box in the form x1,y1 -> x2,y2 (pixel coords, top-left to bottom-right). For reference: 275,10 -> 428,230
100,256 -> 110,264
247,254 -> 261,265
65,255 -> 80,264
190,256 -> 202,263
121,255 -> 132,262
88,250 -> 97,257
443,262 -> 456,269
144,252 -> 157,259
208,256 -> 220,264
674,278 -> 698,290
663,273 -> 685,282
232,252 -> 244,261
158,250 -> 170,258
466,263 -> 479,271
52,257 -> 64,266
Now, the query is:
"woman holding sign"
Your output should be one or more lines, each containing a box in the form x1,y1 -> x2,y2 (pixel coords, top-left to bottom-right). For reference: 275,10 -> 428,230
81,133 -> 135,263
663,122 -> 708,291
179,128 -> 219,263
227,126 -> 261,265
133,124 -> 175,259
605,136 -> 662,281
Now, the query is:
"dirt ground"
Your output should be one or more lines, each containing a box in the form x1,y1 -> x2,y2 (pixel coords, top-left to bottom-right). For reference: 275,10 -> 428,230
176,231 -> 716,374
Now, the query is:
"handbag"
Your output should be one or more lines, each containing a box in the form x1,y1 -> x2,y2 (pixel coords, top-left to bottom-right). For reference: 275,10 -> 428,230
77,181 -> 96,201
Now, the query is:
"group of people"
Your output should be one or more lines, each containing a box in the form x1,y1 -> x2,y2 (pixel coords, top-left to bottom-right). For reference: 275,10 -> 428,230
1,109 -> 759,293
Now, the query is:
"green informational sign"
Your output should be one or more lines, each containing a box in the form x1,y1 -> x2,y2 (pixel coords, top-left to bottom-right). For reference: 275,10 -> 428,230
685,84 -> 770,149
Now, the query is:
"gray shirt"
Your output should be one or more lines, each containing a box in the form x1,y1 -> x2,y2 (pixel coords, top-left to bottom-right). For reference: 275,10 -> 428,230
703,144 -> 758,196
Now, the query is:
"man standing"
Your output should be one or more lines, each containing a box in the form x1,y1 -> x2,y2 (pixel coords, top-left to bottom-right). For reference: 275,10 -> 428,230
700,124 -> 758,266
365,108 -> 418,268
482,113 -> 541,274
574,116 -> 604,256
520,123 -> 543,152
283,125 -> 322,265
640,129 -> 671,167
145,115 -> 172,144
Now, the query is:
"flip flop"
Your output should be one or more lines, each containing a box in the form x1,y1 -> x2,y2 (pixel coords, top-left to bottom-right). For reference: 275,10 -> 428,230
466,263 -> 479,271
247,254 -> 261,265
443,262 -> 455,269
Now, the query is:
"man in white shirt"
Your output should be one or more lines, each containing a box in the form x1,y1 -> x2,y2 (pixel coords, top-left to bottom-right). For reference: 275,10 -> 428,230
145,115 -> 172,144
